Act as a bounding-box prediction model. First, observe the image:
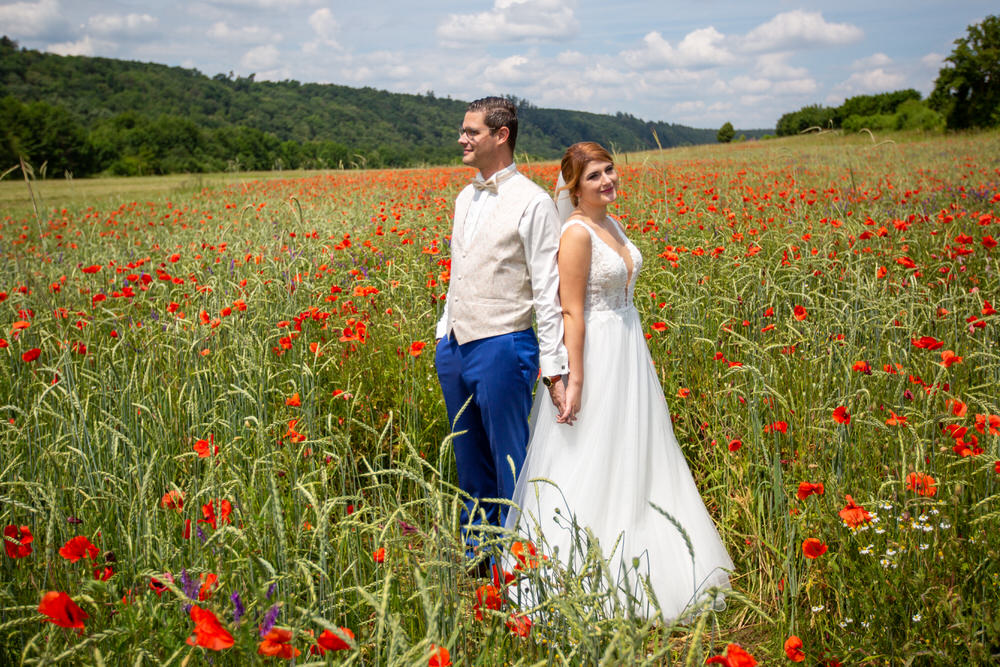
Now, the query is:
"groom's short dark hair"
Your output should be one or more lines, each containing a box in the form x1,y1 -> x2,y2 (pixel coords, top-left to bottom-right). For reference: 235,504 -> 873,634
467,96 -> 518,152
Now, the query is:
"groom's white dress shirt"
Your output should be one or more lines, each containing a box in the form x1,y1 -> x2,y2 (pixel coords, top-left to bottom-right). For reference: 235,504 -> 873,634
436,163 -> 568,378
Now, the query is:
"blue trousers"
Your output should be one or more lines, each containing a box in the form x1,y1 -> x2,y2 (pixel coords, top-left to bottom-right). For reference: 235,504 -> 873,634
435,329 -> 539,551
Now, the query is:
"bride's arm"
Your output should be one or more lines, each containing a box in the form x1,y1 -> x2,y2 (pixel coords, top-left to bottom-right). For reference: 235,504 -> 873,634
556,223 -> 591,424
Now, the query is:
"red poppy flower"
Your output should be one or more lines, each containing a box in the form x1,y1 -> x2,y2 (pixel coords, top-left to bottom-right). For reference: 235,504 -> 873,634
911,336 -> 944,350
285,419 -> 305,443
651,322 -> 667,332
802,538 -> 828,559
198,499 -> 232,530
3,524 -> 33,558
885,411 -> 907,426
793,305 -> 807,321
258,627 -> 300,658
838,495 -> 871,528
285,392 -> 301,407
506,613 -> 532,637
59,535 -> 99,562
705,643 -> 757,666
409,341 -> 427,357
974,413 -> 1000,436
21,348 -> 41,362
796,482 -> 824,501
851,360 -> 871,374
511,540 -> 542,570
311,627 -> 355,654
784,635 -> 805,662
186,605 -> 234,651
38,591 -> 89,632
372,547 -> 386,563
474,583 -> 503,620
940,350 -> 962,368
728,439 -> 743,452
160,490 -> 185,511
677,387 -> 691,398
150,576 -> 169,596
199,572 -> 218,601
81,265 -> 102,274
764,421 -> 788,434
193,433 -> 217,457
905,472 -> 937,497
832,406 -> 851,424
428,644 -> 452,667
946,399 -> 967,417
492,564 -> 516,588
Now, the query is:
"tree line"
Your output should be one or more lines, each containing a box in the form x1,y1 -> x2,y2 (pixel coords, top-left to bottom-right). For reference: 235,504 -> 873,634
775,15 -> 999,136
1,37 -> 768,179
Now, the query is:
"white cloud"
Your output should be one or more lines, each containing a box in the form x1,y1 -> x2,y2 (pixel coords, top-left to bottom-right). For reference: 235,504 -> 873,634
741,10 -> 863,52
730,75 -> 771,94
622,27 -> 734,69
87,13 -> 157,36
437,0 -> 578,46
846,68 -> 905,91
827,68 -> 905,102
852,53 -> 892,69
755,53 -> 807,79
241,44 -> 280,70
207,0 -> 321,7
309,8 -> 338,41
206,21 -> 276,44
921,52 -> 945,68
0,0 -> 63,38
46,35 -> 95,56
556,50 -> 585,66
483,54 -> 533,84
772,78 -> 817,95
302,8 -> 341,53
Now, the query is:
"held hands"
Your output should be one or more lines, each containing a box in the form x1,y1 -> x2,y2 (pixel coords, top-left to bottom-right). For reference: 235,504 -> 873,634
547,374 -> 581,425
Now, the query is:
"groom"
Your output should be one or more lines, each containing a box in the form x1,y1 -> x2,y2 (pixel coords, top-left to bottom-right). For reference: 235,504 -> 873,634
435,96 -> 568,560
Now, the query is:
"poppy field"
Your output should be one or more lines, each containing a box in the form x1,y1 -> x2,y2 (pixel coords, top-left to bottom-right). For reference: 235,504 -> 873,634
2,131 -> 999,665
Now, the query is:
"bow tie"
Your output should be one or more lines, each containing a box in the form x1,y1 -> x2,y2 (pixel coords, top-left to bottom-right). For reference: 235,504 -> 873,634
472,177 -> 499,194
472,168 -> 516,194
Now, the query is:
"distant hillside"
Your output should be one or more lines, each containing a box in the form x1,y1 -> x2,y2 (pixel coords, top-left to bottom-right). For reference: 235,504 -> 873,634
0,37 -> 769,177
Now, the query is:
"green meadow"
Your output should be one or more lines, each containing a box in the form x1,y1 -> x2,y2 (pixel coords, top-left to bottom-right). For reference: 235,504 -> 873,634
2,130 -> 999,665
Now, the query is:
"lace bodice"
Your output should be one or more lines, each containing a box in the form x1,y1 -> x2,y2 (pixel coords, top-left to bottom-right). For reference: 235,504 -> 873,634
563,218 -> 642,313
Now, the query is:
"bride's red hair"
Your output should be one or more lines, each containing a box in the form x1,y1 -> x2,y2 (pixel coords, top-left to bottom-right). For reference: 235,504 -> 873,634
559,142 -> 615,206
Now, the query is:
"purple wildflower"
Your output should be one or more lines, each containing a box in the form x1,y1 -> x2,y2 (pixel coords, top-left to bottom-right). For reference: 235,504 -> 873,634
266,582 -> 277,600
180,569 -> 199,600
259,604 -> 280,637
231,591 -> 245,625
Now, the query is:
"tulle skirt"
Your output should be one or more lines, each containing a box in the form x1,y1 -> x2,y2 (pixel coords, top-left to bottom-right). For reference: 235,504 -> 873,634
505,306 -> 733,621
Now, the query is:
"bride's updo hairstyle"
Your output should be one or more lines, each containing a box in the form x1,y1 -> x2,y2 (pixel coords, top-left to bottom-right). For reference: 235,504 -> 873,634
559,142 -> 614,207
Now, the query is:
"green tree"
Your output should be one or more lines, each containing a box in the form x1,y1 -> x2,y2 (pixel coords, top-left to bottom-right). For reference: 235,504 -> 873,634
717,121 -> 735,143
775,104 -> 836,136
930,15 -> 1000,128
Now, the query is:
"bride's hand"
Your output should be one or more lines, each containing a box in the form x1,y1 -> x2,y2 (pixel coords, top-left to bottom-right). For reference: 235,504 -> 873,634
557,376 -> 582,425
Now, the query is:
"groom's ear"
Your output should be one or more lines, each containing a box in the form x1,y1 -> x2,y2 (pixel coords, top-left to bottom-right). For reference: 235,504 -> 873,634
494,126 -> 510,145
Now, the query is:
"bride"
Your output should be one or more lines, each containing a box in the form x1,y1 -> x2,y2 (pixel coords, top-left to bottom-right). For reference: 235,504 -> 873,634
504,142 -> 733,621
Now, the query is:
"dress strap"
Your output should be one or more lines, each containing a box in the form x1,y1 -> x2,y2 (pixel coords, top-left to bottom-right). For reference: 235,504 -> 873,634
561,218 -> 593,235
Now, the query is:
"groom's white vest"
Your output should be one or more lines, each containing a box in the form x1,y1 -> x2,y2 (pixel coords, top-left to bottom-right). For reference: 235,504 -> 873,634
446,172 -> 544,345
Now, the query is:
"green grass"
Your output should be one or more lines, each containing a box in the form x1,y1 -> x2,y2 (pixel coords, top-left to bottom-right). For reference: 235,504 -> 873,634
1,130 -> 999,665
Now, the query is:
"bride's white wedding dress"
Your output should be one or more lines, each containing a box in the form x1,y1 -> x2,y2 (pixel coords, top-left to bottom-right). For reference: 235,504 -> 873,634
504,218 -> 733,621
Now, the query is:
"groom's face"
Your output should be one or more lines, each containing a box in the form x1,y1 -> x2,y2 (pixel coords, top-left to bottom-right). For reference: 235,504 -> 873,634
458,111 -> 504,171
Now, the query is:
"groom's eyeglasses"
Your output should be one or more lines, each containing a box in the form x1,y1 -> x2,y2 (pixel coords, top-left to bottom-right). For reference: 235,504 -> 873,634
458,126 -> 500,140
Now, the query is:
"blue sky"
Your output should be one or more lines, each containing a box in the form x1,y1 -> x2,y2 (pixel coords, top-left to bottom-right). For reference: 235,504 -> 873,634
0,0 -> 993,129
